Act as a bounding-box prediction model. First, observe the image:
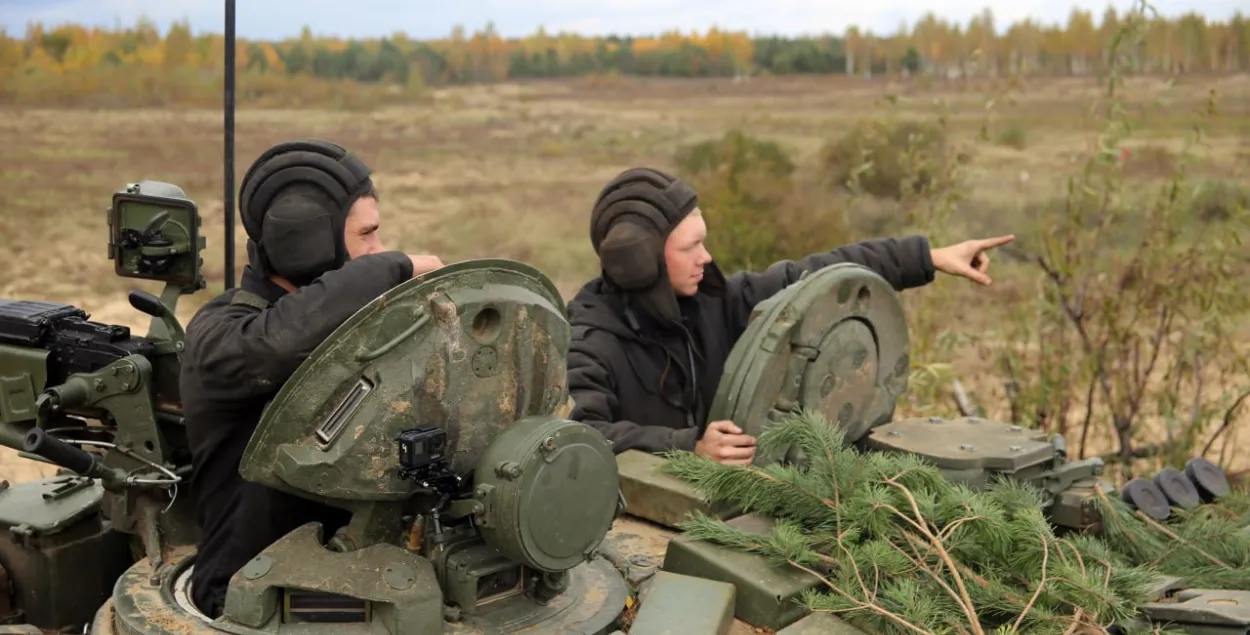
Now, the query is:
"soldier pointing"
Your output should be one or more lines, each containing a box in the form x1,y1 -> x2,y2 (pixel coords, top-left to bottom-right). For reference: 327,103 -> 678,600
565,167 -> 1012,465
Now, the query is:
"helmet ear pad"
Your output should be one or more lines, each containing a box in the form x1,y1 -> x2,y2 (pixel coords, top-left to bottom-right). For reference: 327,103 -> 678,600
598,219 -> 664,291
259,188 -> 339,284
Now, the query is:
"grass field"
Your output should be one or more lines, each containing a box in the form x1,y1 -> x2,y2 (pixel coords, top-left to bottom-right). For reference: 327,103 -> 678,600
2,72 -> 1248,485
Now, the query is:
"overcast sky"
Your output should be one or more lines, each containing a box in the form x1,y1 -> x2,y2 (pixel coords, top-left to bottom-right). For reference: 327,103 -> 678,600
1,0 -> 1240,40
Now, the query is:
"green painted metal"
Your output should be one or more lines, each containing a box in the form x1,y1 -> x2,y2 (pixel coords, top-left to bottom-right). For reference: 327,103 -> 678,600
473,415 -> 619,572
615,450 -> 740,529
1136,589 -> 1250,635
661,514 -> 822,630
238,258 -> 571,508
707,263 -> 911,464
0,344 -> 48,427
628,571 -> 736,635
775,613 -> 870,635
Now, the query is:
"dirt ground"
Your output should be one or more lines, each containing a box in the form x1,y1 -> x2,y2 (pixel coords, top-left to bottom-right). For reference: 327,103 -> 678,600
1,73 -> 1248,486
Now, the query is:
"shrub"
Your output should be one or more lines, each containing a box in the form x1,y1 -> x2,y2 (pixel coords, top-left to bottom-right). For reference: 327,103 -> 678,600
817,118 -> 955,201
995,123 -> 1027,149
1190,180 -> 1248,222
675,129 -> 850,275
989,16 -> 1250,475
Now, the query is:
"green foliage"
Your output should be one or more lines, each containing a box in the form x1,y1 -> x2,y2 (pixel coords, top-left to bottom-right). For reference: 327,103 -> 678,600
1190,179 -> 1249,223
995,123 -> 1028,150
4,9 -> 1250,108
818,118 -> 956,201
674,129 -> 850,275
675,129 -> 795,179
660,410 -> 1250,634
991,0 -> 1250,473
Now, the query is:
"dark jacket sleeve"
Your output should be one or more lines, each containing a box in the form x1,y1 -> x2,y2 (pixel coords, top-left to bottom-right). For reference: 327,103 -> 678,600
567,328 -> 700,454
188,251 -> 414,396
725,235 -> 935,328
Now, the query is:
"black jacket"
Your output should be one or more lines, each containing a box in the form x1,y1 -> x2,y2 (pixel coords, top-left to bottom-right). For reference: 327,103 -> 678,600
565,236 -> 936,454
182,251 -> 413,617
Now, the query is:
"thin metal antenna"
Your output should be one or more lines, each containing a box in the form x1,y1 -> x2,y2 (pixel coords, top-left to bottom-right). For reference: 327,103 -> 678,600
223,0 -> 236,289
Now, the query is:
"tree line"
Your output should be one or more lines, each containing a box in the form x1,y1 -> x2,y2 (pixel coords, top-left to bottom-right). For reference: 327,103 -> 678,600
1,7 -> 1246,106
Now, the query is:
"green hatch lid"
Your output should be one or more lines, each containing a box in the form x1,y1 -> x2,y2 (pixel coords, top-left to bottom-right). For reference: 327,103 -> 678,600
239,259 -> 572,508
474,415 -> 619,572
862,416 -> 1055,472
1138,588 -> 1250,627
0,474 -> 103,536
707,263 -> 911,463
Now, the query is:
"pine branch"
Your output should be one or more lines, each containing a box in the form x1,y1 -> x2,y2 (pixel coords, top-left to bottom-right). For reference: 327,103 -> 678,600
660,409 -> 1250,634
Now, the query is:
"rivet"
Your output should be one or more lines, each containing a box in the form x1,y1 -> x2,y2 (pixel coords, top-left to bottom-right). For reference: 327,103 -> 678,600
928,417 -> 942,424
1009,445 -> 1022,452
1009,425 -> 1022,432
887,430 -> 902,436
960,444 -> 975,451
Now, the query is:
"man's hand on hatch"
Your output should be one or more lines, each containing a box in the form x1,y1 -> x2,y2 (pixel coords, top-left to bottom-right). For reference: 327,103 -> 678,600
931,235 -> 1015,286
408,254 -> 445,278
695,420 -> 757,466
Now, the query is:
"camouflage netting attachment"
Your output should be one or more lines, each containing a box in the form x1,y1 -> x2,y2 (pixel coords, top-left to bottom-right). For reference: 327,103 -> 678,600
708,262 -> 911,464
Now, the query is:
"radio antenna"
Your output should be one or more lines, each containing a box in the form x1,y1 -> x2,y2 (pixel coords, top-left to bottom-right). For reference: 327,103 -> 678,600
223,0 -> 237,289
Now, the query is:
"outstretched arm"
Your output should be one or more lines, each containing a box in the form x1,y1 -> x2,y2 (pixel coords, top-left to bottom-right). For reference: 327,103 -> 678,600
567,331 -> 699,454
725,235 -> 935,332
724,234 -> 1015,335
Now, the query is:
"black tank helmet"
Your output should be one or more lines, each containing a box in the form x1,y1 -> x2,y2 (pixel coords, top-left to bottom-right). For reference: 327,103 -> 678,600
237,139 -> 376,287
589,167 -> 725,324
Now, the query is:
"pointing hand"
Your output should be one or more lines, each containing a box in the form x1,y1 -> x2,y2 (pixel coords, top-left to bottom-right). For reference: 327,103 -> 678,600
931,235 -> 1015,286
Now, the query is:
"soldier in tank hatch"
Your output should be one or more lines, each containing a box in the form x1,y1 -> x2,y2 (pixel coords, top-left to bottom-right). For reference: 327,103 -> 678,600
180,139 -> 444,618
566,167 -> 1013,466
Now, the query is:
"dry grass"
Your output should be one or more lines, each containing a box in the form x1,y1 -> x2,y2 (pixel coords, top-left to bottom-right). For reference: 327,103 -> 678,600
1,73 -> 1247,484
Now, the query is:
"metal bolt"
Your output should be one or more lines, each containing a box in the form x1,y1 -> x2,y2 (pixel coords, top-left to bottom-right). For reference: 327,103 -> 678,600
928,417 -> 942,424
960,444 -> 975,451
1009,425 -> 1022,432
1009,445 -> 1022,452
496,461 -> 522,480
888,430 -> 902,436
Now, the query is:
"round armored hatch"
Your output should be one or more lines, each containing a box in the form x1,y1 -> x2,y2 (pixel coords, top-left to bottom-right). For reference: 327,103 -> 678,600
239,259 -> 571,505
104,542 -> 629,635
473,415 -> 619,572
708,263 -> 910,461
862,416 -> 1056,484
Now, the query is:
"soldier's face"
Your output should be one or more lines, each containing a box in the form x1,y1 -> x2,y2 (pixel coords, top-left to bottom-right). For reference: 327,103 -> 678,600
344,195 -> 386,259
664,211 -> 712,296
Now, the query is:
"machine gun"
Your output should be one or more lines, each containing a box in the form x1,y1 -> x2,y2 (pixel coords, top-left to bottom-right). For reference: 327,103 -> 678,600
0,180 -> 205,630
